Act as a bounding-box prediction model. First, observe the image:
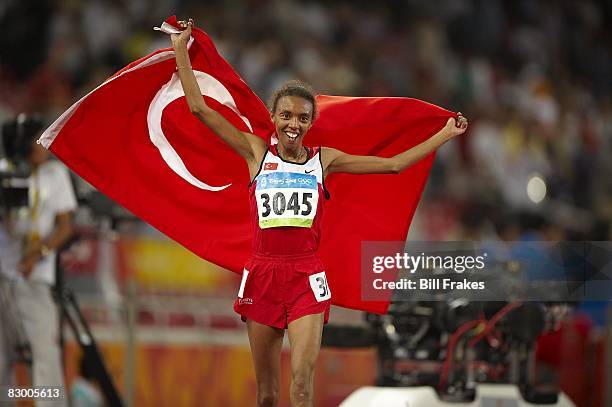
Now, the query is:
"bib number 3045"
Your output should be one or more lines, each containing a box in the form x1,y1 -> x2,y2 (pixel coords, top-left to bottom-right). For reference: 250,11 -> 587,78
308,272 -> 331,302
255,172 -> 319,229
260,191 -> 313,217
256,188 -> 319,229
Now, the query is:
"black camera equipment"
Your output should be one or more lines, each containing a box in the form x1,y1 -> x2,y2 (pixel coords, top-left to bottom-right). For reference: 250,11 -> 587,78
0,114 -> 41,212
322,264 -> 569,405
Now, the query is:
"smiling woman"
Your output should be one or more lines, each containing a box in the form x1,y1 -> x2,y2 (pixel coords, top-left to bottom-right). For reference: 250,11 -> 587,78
171,18 -> 467,407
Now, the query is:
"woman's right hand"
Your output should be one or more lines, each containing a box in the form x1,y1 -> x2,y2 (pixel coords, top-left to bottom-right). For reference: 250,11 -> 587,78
171,19 -> 193,47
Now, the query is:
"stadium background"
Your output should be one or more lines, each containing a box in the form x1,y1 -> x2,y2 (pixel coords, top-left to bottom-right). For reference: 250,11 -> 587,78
1,0 -> 610,406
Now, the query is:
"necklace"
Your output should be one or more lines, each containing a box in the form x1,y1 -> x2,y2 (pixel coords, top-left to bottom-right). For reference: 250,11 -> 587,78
278,146 -> 306,163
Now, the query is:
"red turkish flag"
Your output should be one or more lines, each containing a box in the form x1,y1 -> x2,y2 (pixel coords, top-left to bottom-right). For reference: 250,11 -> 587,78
40,17 -> 454,314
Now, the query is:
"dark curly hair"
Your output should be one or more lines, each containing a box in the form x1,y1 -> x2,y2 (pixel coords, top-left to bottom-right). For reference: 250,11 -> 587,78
268,80 -> 318,120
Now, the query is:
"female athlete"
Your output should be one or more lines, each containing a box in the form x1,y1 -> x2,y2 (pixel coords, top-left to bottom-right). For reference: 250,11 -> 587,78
171,20 -> 467,407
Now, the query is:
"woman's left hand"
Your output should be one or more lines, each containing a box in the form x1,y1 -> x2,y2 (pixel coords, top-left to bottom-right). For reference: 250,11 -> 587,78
443,113 -> 469,139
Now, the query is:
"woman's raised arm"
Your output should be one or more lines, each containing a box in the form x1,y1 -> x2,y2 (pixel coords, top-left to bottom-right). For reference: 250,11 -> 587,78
171,20 -> 267,176
322,116 -> 468,176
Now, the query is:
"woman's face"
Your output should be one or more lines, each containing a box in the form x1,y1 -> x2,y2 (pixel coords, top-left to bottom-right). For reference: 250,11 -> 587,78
272,95 -> 314,149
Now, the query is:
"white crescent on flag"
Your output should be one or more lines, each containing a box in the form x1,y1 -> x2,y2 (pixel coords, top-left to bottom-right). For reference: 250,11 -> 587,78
147,70 -> 254,192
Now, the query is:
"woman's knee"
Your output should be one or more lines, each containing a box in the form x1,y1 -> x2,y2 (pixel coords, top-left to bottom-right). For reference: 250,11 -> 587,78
290,368 -> 314,398
257,388 -> 279,407
256,379 -> 279,407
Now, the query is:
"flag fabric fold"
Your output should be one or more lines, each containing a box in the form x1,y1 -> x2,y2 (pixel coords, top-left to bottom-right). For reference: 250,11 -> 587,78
40,17 -> 454,314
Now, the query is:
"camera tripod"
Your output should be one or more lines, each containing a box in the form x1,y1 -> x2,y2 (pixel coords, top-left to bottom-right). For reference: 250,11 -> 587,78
55,241 -> 124,407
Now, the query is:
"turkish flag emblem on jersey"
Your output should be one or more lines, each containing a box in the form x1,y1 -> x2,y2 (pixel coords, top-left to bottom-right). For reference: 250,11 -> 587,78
264,162 -> 278,171
40,16 -> 454,314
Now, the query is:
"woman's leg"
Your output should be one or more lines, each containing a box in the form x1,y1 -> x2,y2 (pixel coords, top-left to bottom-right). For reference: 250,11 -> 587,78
247,319 -> 285,407
287,312 -> 325,407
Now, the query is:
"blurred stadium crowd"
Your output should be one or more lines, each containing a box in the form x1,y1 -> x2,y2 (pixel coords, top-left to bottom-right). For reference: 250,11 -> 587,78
0,0 -> 610,241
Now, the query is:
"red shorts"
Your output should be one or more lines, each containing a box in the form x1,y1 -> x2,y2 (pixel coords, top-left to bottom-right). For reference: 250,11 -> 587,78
233,253 -> 331,329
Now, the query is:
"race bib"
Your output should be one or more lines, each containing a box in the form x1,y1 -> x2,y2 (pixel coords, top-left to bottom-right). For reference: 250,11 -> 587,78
255,172 -> 319,228
309,271 -> 331,302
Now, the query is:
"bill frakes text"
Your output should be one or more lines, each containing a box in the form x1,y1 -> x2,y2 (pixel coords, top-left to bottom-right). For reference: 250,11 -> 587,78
373,278 -> 485,290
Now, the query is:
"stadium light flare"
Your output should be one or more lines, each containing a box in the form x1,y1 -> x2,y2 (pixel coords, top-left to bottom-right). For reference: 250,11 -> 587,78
527,174 -> 547,204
